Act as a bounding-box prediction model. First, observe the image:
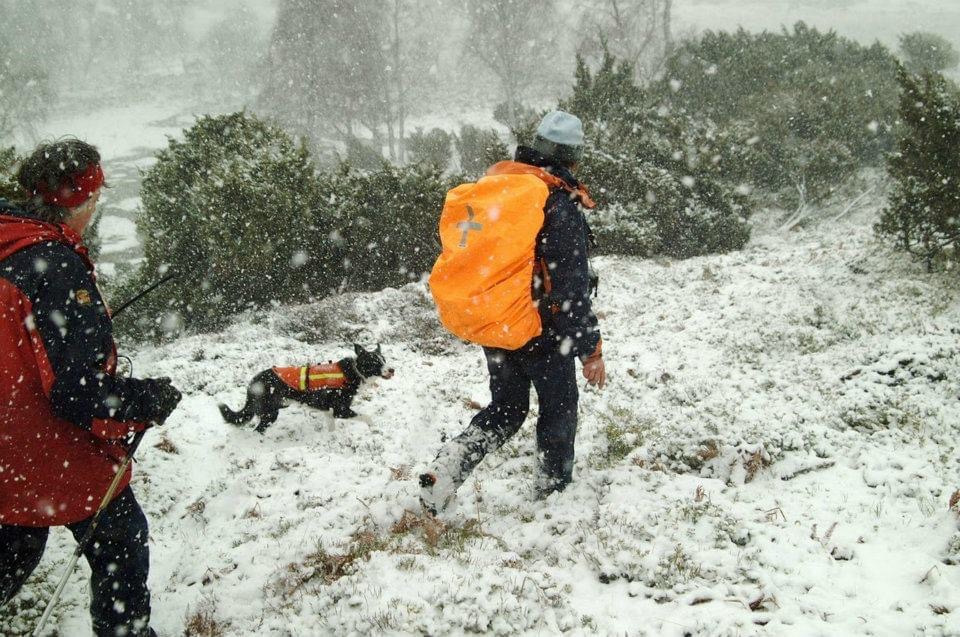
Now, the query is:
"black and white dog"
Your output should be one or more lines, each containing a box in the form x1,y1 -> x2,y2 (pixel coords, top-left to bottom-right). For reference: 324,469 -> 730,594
218,344 -> 393,433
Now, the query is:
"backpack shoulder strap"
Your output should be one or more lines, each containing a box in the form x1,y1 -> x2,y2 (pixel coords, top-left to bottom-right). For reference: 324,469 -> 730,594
485,161 -> 596,209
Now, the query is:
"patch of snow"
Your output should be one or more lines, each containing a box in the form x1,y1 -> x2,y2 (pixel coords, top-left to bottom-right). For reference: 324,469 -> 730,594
97,216 -> 139,255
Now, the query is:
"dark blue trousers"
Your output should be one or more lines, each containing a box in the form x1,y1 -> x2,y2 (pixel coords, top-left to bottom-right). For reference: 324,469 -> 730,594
0,486 -> 152,637
438,344 -> 579,494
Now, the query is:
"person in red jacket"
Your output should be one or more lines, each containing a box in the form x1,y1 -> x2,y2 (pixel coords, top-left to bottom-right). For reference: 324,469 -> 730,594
0,139 -> 180,637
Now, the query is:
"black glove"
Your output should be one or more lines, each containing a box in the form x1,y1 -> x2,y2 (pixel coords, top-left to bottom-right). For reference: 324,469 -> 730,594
142,377 -> 182,426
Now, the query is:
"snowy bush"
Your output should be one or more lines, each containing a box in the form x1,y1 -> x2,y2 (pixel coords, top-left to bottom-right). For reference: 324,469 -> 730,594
276,285 -> 459,357
493,100 -> 539,131
405,127 -> 452,171
454,125 -> 508,179
589,202 -> 659,260
586,155 -> 750,259
899,32 -> 960,75
0,146 -> 21,200
316,162 -> 444,292
563,53 -> 751,258
343,136 -> 386,171
118,112 -> 448,338
657,22 -> 899,202
877,67 -> 960,267
119,112 -> 328,336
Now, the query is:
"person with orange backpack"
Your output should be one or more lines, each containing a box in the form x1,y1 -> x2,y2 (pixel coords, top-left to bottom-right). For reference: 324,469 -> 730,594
421,110 -> 605,513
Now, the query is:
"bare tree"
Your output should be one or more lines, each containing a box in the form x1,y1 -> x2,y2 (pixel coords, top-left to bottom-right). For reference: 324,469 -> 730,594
262,0 -> 446,162
383,0 -> 446,162
197,11 -> 269,102
261,1 -> 388,148
578,0 -> 674,80
0,40 -> 52,143
463,0 -> 558,128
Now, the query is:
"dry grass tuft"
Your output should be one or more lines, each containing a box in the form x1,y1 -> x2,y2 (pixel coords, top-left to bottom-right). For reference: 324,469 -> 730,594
154,435 -> 180,454
391,509 -> 448,548
183,598 -> 226,636
389,465 -> 411,481
748,595 -> 778,612
697,441 -> 720,463
183,497 -> 207,521
391,509 -> 497,553
744,448 -> 771,482
273,528 -> 388,596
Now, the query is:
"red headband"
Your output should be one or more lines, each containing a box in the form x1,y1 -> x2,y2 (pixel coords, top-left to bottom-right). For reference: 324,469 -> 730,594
33,163 -> 105,209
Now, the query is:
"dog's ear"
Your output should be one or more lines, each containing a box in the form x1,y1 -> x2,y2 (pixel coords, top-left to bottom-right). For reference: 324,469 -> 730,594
354,343 -> 364,356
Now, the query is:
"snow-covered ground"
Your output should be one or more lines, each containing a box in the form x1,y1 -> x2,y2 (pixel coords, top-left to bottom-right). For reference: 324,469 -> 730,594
3,191 -> 958,636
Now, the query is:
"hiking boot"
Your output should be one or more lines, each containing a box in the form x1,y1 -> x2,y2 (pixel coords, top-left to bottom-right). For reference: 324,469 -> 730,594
534,474 -> 569,501
419,472 -> 455,515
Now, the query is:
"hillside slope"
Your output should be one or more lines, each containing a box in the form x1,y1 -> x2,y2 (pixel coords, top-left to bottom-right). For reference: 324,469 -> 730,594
3,202 -> 959,636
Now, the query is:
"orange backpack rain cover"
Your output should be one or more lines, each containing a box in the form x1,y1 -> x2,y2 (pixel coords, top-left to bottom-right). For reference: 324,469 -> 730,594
429,173 -> 549,350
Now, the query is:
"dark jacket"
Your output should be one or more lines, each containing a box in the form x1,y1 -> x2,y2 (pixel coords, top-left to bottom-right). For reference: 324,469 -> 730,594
514,146 -> 601,360
0,201 -> 161,526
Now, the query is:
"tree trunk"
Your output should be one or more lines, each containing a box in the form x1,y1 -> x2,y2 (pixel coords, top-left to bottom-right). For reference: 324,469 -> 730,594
386,117 -> 396,161
663,0 -> 673,58
393,0 -> 405,163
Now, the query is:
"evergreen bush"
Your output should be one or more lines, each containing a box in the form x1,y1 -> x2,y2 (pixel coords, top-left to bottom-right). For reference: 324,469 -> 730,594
563,53 -> 751,258
656,22 -> 899,202
406,128 -> 452,171
877,67 -> 960,267
118,112 -> 328,337
316,163 -> 444,291
0,147 -> 21,201
454,125 -> 508,179
899,32 -> 960,75
343,136 -> 386,171
118,112 -> 447,338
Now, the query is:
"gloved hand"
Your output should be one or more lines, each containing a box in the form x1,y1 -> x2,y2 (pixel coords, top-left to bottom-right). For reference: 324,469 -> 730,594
143,377 -> 182,426
581,341 -> 606,389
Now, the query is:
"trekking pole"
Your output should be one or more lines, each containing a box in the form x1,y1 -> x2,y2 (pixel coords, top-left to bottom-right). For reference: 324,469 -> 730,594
111,271 -> 178,318
32,430 -> 148,637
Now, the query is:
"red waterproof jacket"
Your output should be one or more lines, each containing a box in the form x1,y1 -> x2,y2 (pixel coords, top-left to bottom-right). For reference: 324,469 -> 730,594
0,204 -> 155,526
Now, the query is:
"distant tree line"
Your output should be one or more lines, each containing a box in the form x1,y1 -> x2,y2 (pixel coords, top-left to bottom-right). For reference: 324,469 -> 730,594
109,17 -> 960,337
4,1 -> 959,337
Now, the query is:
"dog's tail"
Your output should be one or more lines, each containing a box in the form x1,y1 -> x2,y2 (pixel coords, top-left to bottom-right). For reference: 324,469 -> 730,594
218,401 -> 254,425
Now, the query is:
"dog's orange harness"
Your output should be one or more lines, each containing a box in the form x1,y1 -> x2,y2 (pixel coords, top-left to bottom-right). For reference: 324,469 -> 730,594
273,363 -> 348,391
